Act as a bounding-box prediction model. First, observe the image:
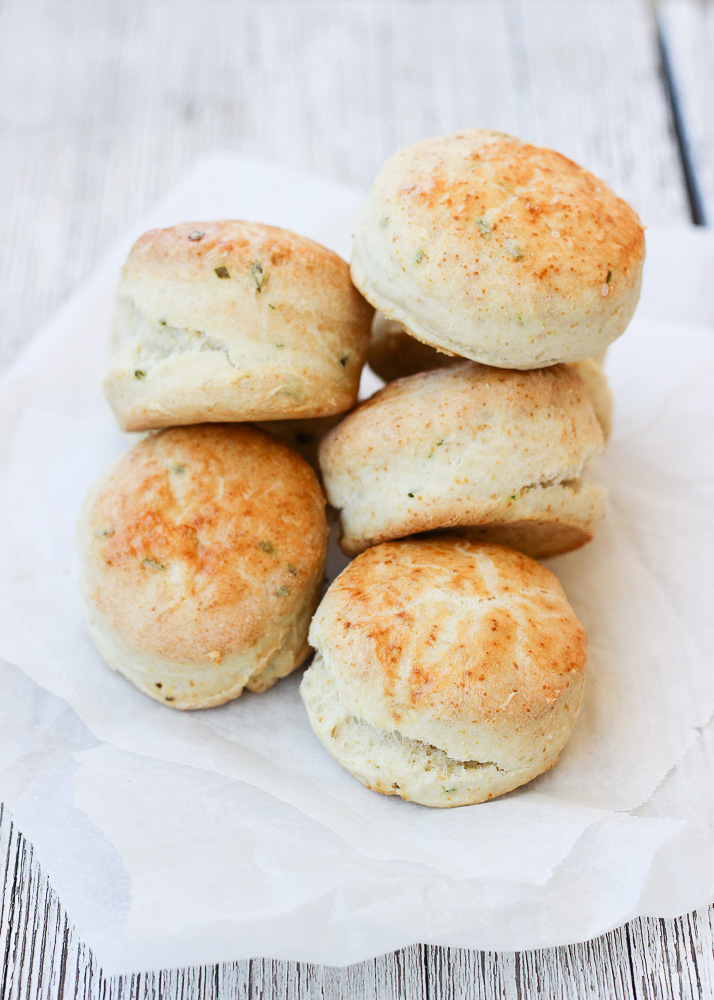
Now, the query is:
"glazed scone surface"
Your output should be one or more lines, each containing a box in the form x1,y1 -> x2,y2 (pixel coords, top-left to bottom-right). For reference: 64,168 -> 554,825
105,221 -> 373,431
352,129 -> 644,368
319,362 -> 606,556
302,538 -> 587,806
78,424 -> 328,708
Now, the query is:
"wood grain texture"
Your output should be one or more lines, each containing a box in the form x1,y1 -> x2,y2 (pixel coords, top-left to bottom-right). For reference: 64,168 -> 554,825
0,0 -> 689,371
4,797 -> 714,1000
0,0 -> 711,998
628,912 -> 714,1000
659,0 -> 714,222
0,805 -> 99,1000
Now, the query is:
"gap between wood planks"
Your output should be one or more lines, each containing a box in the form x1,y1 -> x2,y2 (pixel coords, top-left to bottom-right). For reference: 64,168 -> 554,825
654,5 -> 707,224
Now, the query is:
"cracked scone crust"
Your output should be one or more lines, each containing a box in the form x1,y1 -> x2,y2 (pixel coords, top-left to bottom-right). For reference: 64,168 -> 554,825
352,129 -> 644,369
319,361 -> 606,557
78,424 -> 328,708
104,221 -> 373,431
301,538 -> 587,807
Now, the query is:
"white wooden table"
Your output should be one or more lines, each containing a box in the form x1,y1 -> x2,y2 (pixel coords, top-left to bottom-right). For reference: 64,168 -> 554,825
1,0 -> 713,996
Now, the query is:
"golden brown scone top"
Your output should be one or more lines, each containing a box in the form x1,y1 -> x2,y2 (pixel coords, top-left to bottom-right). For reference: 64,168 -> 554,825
85,424 -> 327,662
379,130 -> 643,299
352,130 -> 644,369
321,360 -> 603,468
124,220 -> 368,305
311,537 -> 587,729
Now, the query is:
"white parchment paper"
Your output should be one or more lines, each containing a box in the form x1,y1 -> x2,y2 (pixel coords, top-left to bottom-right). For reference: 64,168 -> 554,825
0,155 -> 713,973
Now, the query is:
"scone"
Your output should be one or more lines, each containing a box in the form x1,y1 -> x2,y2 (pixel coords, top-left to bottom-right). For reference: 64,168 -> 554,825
319,362 -> 605,557
368,312 -> 456,382
570,358 -> 613,442
78,424 -> 328,708
368,313 -> 613,441
352,129 -> 644,368
255,415 -> 342,472
104,221 -> 373,431
301,538 -> 587,807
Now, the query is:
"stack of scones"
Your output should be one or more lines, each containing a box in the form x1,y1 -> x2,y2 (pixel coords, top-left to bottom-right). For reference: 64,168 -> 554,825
78,130 -> 644,807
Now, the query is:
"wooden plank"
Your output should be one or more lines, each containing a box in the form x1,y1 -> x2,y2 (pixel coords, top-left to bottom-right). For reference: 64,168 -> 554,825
513,0 -> 688,224
102,947 -> 428,1000
627,909 -> 714,1000
0,0 -> 705,998
0,0 -> 687,372
658,0 -> 714,222
0,808 -> 21,999
517,929 -> 638,1000
4,773 -> 712,1000
427,946 -> 519,999
245,949 -> 428,1000
0,809 -> 100,1000
426,929 -> 637,1000
626,727 -> 714,999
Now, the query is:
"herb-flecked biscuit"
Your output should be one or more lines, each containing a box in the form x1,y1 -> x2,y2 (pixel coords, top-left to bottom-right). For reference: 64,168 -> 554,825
368,314 -> 613,441
570,358 -> 613,442
351,130 -> 644,368
78,424 -> 328,708
301,537 -> 587,807
319,362 -> 605,557
104,221 -> 373,431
